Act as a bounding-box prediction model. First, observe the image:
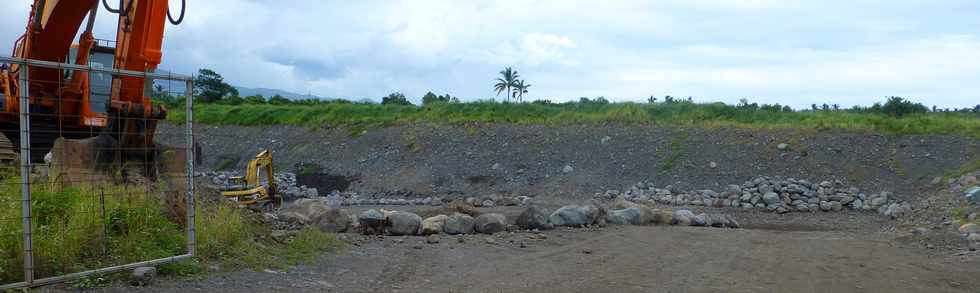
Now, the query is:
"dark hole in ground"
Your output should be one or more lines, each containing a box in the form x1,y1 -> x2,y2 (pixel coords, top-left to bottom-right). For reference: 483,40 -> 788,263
295,163 -> 357,193
465,175 -> 495,185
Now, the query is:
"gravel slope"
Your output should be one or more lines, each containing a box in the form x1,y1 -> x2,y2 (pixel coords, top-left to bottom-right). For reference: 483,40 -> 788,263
157,123 -> 979,202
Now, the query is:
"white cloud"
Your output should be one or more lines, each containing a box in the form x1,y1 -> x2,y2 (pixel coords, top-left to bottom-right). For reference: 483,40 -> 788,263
1,0 -> 979,107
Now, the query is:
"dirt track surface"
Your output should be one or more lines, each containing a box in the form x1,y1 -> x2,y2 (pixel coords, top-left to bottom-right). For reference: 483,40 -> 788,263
100,220 -> 979,293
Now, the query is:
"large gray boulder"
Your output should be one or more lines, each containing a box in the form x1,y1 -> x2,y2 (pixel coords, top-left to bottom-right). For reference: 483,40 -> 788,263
278,198 -> 351,232
650,209 -> 673,225
762,192 -> 781,206
673,209 -> 695,226
582,204 -> 607,226
313,208 -> 352,233
549,205 -> 594,227
443,213 -> 475,235
516,205 -> 554,230
278,198 -> 332,225
386,211 -> 422,236
358,209 -> 386,235
691,213 -> 708,227
421,215 -> 449,235
474,213 -> 507,234
606,207 -> 645,225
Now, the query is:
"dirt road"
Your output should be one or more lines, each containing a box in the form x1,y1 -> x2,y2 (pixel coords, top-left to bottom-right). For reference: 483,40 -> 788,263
102,223 -> 979,293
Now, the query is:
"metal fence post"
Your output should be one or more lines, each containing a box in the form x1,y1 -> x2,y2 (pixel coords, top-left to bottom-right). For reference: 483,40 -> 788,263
18,63 -> 34,285
185,79 -> 195,256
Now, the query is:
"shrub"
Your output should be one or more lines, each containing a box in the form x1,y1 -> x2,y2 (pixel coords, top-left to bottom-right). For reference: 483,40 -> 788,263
382,92 -> 413,106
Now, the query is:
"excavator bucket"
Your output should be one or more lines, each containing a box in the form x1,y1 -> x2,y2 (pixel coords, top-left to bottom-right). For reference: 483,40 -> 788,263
47,136 -> 191,187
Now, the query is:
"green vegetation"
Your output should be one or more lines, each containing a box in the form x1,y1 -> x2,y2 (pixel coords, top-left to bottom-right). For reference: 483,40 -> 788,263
946,156 -> 980,179
0,178 -> 341,285
381,92 -> 412,106
660,132 -> 689,172
163,97 -> 980,137
215,156 -> 239,171
194,68 -> 239,103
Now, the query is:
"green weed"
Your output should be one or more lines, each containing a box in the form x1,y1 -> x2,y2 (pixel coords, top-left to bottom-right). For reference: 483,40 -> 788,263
166,102 -> 980,138
660,132 -> 688,172
0,177 -> 341,285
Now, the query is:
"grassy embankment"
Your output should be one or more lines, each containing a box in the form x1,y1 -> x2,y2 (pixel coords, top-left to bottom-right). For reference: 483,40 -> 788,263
166,101 -> 980,138
0,175 -> 341,286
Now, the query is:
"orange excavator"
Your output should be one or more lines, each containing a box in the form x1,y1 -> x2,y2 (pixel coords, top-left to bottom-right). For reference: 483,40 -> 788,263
0,0 -> 186,170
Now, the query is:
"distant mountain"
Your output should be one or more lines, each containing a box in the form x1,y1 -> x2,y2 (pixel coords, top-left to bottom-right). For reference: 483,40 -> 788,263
150,79 -> 331,101
235,87 -> 329,100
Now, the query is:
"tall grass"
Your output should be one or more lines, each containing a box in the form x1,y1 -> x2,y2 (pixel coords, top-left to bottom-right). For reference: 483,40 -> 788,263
167,101 -> 980,137
0,177 -> 341,284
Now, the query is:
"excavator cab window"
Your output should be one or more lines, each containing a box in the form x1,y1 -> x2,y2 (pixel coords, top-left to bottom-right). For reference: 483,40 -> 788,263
67,43 -> 113,114
87,44 -> 114,114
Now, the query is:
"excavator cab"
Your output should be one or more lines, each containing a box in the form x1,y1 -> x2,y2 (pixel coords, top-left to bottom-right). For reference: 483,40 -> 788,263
220,150 -> 281,210
67,39 -> 115,117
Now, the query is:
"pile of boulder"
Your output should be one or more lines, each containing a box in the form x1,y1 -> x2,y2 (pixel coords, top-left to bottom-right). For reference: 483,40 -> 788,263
321,191 -> 532,208
201,171 -> 319,199
202,171 -> 533,208
268,198 -> 739,239
598,176 -> 913,218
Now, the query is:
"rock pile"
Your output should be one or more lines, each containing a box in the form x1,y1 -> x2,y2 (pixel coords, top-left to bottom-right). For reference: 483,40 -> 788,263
599,176 -> 913,218
203,171 -> 537,207
202,171 -> 319,199
275,200 -> 738,239
945,170 -> 979,191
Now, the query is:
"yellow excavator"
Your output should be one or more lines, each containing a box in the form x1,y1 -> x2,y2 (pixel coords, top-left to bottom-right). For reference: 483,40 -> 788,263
220,150 -> 280,209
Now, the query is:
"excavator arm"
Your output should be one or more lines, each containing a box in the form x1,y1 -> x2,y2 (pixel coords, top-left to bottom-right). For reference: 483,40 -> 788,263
221,150 -> 280,208
2,0 -> 184,164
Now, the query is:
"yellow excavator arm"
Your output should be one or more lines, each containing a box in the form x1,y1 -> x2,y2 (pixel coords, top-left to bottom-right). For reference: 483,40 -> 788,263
220,150 -> 279,208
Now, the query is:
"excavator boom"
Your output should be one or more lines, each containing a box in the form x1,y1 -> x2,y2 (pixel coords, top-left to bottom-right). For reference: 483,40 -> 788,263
1,0 -> 183,164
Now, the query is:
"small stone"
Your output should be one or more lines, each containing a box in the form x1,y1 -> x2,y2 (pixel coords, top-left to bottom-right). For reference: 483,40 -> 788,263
709,162 -> 718,168
830,201 -> 843,212
777,143 -> 790,150
581,248 -> 593,254
968,233 -> 980,242
563,165 -> 574,173
960,223 -> 980,235
485,237 -> 496,244
776,206 -> 789,214
763,192 -> 781,205
965,187 -> 980,203
131,267 -> 157,286
426,234 -> 441,244
819,201 -> 832,211
482,199 -> 496,207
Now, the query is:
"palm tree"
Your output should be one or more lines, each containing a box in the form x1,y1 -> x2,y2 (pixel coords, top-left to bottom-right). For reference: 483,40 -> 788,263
493,67 -> 520,102
513,79 -> 532,103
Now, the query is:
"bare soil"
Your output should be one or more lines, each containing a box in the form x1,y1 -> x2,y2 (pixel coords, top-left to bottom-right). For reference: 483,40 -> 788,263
88,207 -> 980,293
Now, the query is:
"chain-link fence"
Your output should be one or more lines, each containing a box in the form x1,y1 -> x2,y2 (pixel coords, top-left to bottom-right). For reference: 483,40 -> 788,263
0,56 -> 195,289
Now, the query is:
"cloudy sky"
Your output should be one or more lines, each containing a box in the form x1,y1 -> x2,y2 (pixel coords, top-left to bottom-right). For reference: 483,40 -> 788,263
2,0 -> 979,108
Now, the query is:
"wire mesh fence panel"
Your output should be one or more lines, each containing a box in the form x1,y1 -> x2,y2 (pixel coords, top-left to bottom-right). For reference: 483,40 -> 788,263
0,57 -> 194,289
